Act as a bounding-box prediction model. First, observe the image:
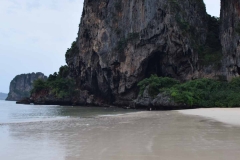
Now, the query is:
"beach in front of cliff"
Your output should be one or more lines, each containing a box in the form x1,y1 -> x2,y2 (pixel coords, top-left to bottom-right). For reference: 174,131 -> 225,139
178,108 -> 240,127
1,101 -> 240,160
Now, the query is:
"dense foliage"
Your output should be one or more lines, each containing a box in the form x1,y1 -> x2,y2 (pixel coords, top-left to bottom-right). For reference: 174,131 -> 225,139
137,75 -> 179,96
138,75 -> 240,107
65,41 -> 79,61
31,65 -> 76,98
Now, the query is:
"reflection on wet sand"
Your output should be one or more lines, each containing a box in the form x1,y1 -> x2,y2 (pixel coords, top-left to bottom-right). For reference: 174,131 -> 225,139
1,111 -> 240,160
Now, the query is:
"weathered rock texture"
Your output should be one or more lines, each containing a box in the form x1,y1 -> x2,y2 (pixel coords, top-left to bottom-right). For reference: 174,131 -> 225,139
221,0 -> 240,80
135,86 -> 188,110
66,0 -> 208,106
30,89 -> 104,106
6,73 -> 47,101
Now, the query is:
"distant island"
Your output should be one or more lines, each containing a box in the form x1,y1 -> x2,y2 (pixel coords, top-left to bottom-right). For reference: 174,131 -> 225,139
0,92 -> 7,100
6,72 -> 47,101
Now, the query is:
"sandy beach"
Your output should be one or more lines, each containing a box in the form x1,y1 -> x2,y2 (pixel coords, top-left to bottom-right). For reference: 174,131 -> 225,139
1,109 -> 240,160
178,108 -> 240,126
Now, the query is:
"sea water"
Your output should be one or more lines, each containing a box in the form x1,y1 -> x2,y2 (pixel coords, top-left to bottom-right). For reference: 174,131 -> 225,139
0,100 -> 136,124
1,100 -> 240,160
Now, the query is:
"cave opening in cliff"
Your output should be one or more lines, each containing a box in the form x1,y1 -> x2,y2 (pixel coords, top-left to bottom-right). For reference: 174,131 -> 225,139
236,65 -> 240,75
145,51 -> 165,78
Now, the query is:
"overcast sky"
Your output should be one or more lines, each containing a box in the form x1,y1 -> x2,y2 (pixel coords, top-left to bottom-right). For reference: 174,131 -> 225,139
0,0 -> 220,93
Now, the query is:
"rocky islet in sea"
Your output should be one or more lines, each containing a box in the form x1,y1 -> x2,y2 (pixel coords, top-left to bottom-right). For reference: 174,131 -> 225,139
6,72 -> 47,101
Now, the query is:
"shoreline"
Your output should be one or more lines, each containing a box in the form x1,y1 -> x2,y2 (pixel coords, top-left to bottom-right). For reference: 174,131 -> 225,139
178,108 -> 240,126
2,108 -> 240,160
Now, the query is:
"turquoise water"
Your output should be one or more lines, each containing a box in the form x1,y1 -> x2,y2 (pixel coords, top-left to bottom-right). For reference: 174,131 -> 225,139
0,100 -> 137,124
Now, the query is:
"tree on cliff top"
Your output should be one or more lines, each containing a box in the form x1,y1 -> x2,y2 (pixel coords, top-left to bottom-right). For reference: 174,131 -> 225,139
31,65 -> 76,98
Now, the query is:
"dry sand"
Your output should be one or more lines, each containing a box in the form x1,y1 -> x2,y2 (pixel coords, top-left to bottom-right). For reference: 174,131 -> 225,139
178,108 -> 240,126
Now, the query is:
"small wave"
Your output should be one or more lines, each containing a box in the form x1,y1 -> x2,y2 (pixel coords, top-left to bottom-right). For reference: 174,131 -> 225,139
97,113 -> 127,117
0,117 -> 68,126
97,112 -> 140,117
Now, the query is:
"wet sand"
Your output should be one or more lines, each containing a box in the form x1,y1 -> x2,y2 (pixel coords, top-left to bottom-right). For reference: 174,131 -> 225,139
1,111 -> 240,160
178,108 -> 240,126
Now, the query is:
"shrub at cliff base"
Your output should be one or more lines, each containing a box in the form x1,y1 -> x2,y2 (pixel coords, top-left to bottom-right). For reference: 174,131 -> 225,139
31,65 -> 76,98
138,75 -> 240,107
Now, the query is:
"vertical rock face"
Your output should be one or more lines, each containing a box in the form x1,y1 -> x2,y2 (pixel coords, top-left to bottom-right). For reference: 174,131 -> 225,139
221,0 -> 240,80
6,72 -> 47,101
66,0 -> 208,105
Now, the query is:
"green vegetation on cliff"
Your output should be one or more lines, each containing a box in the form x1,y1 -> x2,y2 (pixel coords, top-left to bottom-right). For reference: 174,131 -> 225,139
31,66 -> 76,98
115,32 -> 139,53
6,72 -> 47,101
138,75 -> 240,107
170,1 -> 221,67
65,41 -> 79,60
199,15 -> 222,67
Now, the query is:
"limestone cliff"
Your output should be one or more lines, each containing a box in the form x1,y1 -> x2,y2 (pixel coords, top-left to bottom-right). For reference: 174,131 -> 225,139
66,0 -> 208,106
6,73 -> 47,101
221,0 -> 240,80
